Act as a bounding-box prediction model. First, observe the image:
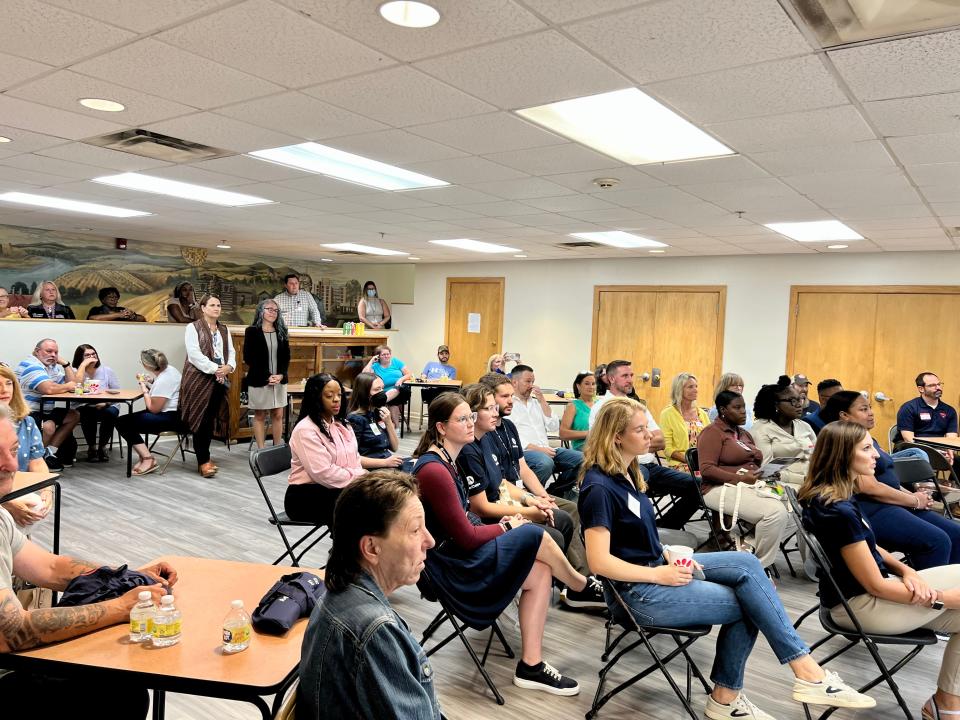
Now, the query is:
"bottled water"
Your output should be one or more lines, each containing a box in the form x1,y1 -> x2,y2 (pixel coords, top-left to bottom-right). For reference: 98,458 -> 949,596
152,594 -> 182,648
129,591 -> 155,642
222,599 -> 252,654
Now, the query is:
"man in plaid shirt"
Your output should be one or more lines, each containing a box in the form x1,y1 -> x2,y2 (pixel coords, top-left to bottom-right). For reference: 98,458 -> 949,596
274,273 -> 325,328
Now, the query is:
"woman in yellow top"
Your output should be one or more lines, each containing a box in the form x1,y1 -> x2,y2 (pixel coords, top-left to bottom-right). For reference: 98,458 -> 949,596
660,372 -> 710,470
0,287 -> 28,319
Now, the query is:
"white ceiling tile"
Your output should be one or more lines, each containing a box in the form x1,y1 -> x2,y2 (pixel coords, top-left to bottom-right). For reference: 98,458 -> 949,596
519,0 -> 644,23
522,194 -> 619,213
404,186 -> 504,206
275,175 -> 388,197
188,156 -> 309,182
407,112 -> 565,155
290,197 -> 378,214
0,95 -> 126,139
226,182 -> 319,203
455,200 -> 540,217
0,164 -> 72,186
0,52 -> 52,91
1,0 -> 135,65
305,66 -> 493,128
465,176 -> 576,200
864,227 -> 946,239
35,143 -> 170,172
415,31 -> 628,109
0,125 -> 68,158
144,113 -> 300,153
239,203 -> 320,219
642,155 -> 769,185
514,213 -> 592,228
72,39 -> 283,109
908,163 -> 960,187
863,92 -> 960,137
329,129 -> 467,165
650,202 -> 735,223
918,186 -> 960,204
349,193 -> 438,211
9,70 -> 198,127
829,29 -> 960,102
159,0 -> 391,88
450,217 -> 524,230
218,92 -> 387,141
560,207 -> 655,224
599,186 -> 706,211
40,0 -> 234,33
833,204 -> 934,220
888,133 -> 960,166
649,56 -> 847,124
751,140 -> 895,176
568,0 -> 809,84
484,143 -> 617,175
705,105 -> 875,153
406,156 -> 526,184
344,210 -> 428,225
135,165 -> 252,188
786,170 -> 920,208
279,0 -> 545,62
872,239 -> 955,251
401,206 -> 485,221
543,167 -> 665,193
1,153 -> 107,180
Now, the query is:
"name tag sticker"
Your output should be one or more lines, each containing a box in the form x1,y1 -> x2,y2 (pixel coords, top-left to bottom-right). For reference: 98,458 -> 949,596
627,494 -> 643,518
369,423 -> 381,436
920,412 -> 932,421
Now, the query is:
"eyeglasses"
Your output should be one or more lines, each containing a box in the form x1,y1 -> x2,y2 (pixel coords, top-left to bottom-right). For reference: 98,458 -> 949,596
83,353 -> 98,358
777,397 -> 803,407
924,382 -> 944,389
449,412 -> 477,425
482,404 -> 498,414
263,307 -> 279,312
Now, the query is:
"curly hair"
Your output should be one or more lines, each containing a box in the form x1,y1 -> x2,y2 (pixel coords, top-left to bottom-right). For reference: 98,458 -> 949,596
753,375 -> 793,421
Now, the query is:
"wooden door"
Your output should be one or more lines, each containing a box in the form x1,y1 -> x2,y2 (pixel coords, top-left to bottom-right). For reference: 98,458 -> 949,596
444,277 -> 504,383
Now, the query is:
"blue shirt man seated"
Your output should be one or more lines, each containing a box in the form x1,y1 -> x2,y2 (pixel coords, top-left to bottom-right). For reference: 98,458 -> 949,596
804,379 -> 843,435
421,345 -> 456,381
897,371 -> 958,463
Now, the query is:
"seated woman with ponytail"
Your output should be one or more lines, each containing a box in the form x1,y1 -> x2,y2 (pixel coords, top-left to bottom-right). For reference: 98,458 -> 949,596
345,372 -> 411,473
118,349 -> 182,477
412,391 -> 589,697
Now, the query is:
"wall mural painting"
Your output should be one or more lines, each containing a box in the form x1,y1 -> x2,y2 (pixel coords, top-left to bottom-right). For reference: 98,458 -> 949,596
0,224 -> 414,327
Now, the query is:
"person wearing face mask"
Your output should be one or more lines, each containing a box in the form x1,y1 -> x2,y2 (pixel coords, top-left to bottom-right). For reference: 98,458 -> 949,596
357,280 -> 391,330
751,376 -> 817,489
346,373 -> 412,473
0,286 -> 28,319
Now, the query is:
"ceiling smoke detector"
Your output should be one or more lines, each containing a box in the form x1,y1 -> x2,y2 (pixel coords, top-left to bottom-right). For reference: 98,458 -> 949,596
592,177 -> 620,190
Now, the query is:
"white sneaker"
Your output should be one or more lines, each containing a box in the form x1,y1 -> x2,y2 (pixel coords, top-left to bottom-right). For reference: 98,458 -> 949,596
705,692 -> 776,720
793,670 -> 876,708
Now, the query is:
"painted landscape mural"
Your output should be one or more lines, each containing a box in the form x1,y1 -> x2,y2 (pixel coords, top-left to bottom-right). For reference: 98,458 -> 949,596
0,225 -> 414,326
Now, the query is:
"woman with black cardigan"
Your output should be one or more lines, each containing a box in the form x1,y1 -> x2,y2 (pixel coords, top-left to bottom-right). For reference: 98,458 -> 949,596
243,298 -> 290,449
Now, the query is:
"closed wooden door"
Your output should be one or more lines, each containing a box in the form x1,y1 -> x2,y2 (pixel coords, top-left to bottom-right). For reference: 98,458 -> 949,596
592,286 -> 725,416
445,277 -> 504,383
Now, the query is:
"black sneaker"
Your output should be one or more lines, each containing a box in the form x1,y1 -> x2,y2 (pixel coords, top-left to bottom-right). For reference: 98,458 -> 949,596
513,660 -> 580,696
56,453 -> 74,468
559,575 -> 607,610
44,454 -> 64,471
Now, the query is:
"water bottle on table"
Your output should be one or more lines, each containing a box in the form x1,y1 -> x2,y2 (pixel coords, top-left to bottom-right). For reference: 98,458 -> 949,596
222,599 -> 252,654
129,590 -> 156,642
152,594 -> 182,647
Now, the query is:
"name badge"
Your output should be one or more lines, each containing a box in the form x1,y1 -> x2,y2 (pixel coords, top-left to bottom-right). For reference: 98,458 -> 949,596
735,440 -> 752,451
369,422 -> 381,436
627,494 -> 643,519
919,412 -> 932,421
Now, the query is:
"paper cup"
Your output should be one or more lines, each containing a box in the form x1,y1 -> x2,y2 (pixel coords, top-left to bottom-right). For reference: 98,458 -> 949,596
664,544 -> 694,569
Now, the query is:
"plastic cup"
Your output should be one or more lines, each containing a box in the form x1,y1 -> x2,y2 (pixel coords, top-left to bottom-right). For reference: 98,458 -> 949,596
664,544 -> 694,569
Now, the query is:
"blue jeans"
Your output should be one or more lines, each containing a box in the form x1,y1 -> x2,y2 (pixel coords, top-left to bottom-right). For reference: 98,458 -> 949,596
643,462 -> 701,530
892,447 -> 929,461
612,551 -> 808,690
115,410 -> 182,448
860,501 -> 960,568
524,447 -> 583,496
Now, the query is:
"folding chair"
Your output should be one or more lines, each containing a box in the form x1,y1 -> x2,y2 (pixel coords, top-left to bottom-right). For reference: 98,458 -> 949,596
897,441 -> 960,503
588,578 -> 711,720
145,430 -> 189,474
417,568 -> 514,705
249,445 -> 330,566
683,448 -> 728,552
888,424 -> 901,453
893,455 -> 957,518
784,488 -> 938,720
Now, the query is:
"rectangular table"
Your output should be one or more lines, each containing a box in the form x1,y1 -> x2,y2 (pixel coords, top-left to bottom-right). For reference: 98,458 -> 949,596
917,436 -> 960,451
41,389 -> 144,477
402,379 -> 463,438
0,555 -> 320,720
2,470 -> 61,555
544,392 -> 570,405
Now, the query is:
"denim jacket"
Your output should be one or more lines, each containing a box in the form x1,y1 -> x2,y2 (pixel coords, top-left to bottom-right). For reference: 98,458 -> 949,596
298,571 -> 441,720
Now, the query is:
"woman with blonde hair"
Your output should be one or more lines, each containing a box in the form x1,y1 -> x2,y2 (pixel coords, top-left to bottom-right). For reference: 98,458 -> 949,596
0,365 -> 52,527
579,397 -> 874,720
660,372 -> 710,469
487,353 -> 506,375
26,280 -> 74,320
800,421 -> 960,720
116,349 -> 182,476
708,373 -> 751,429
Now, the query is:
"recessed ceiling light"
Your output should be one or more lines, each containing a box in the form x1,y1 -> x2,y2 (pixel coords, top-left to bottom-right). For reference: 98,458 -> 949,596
92,173 -> 272,207
216,243 -> 231,249
0,136 -> 11,143
827,244 -> 848,250
408,256 -> 421,260
514,254 -> 527,258
570,231 -> 667,249
648,249 -> 666,253
249,142 -> 448,191
765,220 -> 863,242
320,258 -> 334,262
429,239 -> 520,254
517,88 -> 734,165
322,242 -> 408,256
0,191 -> 151,218
379,1 -> 440,28
79,98 -> 125,112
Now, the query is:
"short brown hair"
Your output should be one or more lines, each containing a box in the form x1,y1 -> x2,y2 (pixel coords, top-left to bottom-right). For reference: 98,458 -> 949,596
461,383 -> 493,412
479,372 -> 512,391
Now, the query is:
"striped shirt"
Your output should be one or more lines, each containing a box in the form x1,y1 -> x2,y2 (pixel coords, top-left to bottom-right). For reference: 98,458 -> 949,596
17,357 -> 65,412
274,291 -> 322,327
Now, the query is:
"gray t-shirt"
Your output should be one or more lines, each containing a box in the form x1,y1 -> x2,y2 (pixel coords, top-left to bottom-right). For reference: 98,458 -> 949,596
1,507 -> 28,593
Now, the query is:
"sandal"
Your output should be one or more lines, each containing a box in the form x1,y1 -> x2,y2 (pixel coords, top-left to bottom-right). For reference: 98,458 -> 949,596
924,696 -> 960,719
133,457 -> 159,476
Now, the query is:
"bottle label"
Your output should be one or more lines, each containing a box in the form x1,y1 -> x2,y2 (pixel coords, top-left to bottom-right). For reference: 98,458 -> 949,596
154,620 -> 181,638
130,618 -> 144,634
223,623 -> 251,645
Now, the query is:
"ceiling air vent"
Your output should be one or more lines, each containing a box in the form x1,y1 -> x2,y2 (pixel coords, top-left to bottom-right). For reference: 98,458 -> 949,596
555,241 -> 602,249
83,129 -> 234,163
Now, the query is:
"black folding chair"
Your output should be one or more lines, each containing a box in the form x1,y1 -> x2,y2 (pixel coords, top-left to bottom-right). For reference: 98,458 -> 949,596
684,448 -> 731,552
249,445 -> 330,566
588,578 -> 711,720
417,568 -> 515,705
896,442 -> 960,513
784,487 -> 938,720
893,455 -> 955,518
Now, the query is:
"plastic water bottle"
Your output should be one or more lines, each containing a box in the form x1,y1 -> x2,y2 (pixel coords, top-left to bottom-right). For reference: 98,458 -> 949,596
129,591 -> 155,642
221,599 -> 252,654
152,594 -> 182,647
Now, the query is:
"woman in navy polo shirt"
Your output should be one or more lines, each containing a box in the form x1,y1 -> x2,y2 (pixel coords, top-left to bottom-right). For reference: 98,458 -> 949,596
800,421 -> 960,720
578,397 -> 873,720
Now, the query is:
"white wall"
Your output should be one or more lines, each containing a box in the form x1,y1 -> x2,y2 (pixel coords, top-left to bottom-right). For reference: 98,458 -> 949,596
388,251 -> 960,401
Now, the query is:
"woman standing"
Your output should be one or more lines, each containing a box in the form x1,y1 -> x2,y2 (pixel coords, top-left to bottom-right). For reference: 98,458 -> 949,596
357,280 -> 391,329
71,344 -> 120,463
579,397 -> 874,720
707,373 -> 752,429
362,345 -> 412,426
243,299 -> 289,449
284,373 -> 363,528
800,421 -> 960,720
26,280 -> 74,320
560,372 -> 596,451
751,376 -> 817,488
180,294 -> 235,478
166,281 -> 200,323
118,349 -> 182,477
345,372 -> 409,472
660,372 -> 710,469
0,287 -> 28,319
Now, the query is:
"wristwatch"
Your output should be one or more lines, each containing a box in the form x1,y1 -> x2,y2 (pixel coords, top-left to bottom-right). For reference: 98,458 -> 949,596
932,591 -> 945,611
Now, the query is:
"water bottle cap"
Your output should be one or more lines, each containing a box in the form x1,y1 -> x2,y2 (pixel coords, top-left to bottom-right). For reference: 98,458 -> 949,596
161,594 -> 174,605
231,599 -> 243,609
138,591 -> 152,601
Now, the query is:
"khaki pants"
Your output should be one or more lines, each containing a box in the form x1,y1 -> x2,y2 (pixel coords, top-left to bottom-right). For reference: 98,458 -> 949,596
703,484 -> 789,568
832,565 -> 960,695
553,495 -> 589,576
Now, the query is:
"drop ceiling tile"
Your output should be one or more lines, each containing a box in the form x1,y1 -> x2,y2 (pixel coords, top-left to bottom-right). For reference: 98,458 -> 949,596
705,105 -> 875,153
0,52 -> 52,91
407,156 -> 526,184
833,204 -> 933,220
0,95 -> 127,139
401,206 -> 485,222
908,163 -> 960,187
41,0 -> 235,32
404,186 -> 504,206
451,217 -> 524,230
218,92 -> 387,141
34,143 -> 171,172
407,112 -> 565,155
560,208 -> 656,224
190,155 -> 310,182
227,182 -> 319,203
144,113 -> 300,153
484,143 -> 617,175
829,29 -> 960,102
465,176 -> 576,200
2,0 -> 135,65
918,186 -> 960,204
650,202 -> 735,223
519,0 -> 644,23
72,39 -> 283,109
873,238 -> 955,251
330,129 -> 467,166
642,155 -> 769,185
279,0 -> 545,62
863,92 -> 960,137
515,213 -> 591,228
522,195 -> 619,213
649,56 -> 847,124
272,175 -> 373,196
0,125 -> 68,158
752,140 -> 895,176
349,193 -> 438,211
568,0 -> 809,85
291,198 -> 379,214
543,167 -> 665,193
1,153 -> 108,180
415,31 -> 628,109
455,200 -> 540,217
865,227 -> 946,239
600,186 -> 705,211
787,169 -> 921,208
888,133 -> 960,165
135,165 -> 252,188
241,203 -> 324,219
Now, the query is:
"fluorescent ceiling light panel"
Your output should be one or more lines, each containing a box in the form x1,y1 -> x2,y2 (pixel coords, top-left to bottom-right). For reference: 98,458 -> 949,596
0,191 -> 151,218
249,142 -> 448,191
429,238 -> 520,254
322,242 -> 408,256
92,173 -> 272,207
516,88 -> 734,165
379,1 -> 440,28
765,220 -> 863,242
570,231 -> 667,249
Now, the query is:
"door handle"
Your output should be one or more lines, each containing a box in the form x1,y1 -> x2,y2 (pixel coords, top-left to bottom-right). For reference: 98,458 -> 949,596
639,372 -> 650,382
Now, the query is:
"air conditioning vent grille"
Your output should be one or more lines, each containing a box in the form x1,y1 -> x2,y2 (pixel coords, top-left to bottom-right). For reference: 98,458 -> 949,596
83,129 -> 234,163
555,241 -> 602,249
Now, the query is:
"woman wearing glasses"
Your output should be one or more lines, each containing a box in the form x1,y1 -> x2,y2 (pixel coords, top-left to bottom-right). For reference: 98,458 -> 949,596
243,299 -> 290,449
71,344 -> 120,463
412,392 -> 588,697
751,376 -> 817,488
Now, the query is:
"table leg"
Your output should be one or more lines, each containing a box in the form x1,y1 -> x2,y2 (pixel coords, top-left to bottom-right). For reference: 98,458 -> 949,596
51,479 -> 62,605
152,689 -> 166,720
125,401 -> 134,477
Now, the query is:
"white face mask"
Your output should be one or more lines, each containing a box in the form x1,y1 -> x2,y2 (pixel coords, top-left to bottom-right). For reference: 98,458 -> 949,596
366,289 -> 376,297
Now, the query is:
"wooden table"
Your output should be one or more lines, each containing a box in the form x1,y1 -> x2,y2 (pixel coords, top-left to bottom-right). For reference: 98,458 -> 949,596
2,470 -> 61,555
917,436 -> 960,451
402,379 -> 463,438
0,555 -> 322,720
544,393 -> 570,405
41,389 -> 144,477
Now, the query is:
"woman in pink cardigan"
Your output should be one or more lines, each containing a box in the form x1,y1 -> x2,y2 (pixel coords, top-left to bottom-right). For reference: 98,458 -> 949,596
284,373 -> 364,527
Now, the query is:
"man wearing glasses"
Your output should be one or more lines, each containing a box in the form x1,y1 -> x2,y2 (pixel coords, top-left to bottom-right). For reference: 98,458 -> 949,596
898,372 -> 958,462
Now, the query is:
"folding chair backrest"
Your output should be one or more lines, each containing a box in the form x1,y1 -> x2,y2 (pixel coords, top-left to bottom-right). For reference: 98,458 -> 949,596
897,441 -> 953,473
684,447 -> 699,475
888,424 -> 901,453
250,444 -> 293,480
892,456 -> 937,487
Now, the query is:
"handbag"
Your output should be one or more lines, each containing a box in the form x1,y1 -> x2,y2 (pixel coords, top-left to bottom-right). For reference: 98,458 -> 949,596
716,479 -> 788,546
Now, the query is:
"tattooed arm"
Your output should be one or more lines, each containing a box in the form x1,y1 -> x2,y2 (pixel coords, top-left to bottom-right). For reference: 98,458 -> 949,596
12,540 -> 99,591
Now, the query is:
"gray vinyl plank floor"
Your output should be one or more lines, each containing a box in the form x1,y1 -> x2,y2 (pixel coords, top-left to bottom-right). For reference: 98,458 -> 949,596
25,432 -> 945,719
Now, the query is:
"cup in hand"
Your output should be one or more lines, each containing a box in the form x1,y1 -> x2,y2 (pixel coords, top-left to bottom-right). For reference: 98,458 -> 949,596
664,544 -> 694,570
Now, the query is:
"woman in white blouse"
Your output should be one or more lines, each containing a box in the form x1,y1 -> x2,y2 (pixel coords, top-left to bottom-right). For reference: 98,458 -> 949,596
751,376 -> 817,488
